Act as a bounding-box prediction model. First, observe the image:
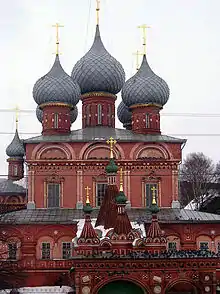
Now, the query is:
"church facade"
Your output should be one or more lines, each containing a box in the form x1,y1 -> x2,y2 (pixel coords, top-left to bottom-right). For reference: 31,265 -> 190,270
0,11 -> 220,294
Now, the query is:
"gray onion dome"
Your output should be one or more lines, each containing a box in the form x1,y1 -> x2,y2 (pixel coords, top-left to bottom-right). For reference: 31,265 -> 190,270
6,130 -> 25,158
71,25 -> 125,95
33,55 -> 80,106
122,55 -> 169,107
36,105 -> 43,123
70,106 -> 78,123
36,105 -> 78,124
117,101 -> 132,128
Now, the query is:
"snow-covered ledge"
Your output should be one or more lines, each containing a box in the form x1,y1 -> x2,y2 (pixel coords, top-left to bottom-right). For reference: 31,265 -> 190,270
0,286 -> 73,294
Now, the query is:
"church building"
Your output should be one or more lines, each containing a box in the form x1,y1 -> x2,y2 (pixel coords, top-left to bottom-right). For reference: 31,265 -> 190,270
1,4 -> 220,294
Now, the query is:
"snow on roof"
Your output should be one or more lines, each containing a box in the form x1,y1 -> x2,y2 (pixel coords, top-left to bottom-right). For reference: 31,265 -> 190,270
0,286 -> 73,293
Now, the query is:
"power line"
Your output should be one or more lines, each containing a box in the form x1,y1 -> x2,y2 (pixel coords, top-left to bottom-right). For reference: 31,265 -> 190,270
1,108 -> 220,118
1,132 -> 220,136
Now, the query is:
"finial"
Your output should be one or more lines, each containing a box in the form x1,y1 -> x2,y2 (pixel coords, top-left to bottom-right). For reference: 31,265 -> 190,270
85,186 -> 91,204
119,168 -> 123,192
106,137 -> 117,159
52,22 -> 64,55
96,0 -> 100,25
151,186 -> 157,205
133,50 -> 143,71
137,24 -> 150,55
14,105 -> 19,130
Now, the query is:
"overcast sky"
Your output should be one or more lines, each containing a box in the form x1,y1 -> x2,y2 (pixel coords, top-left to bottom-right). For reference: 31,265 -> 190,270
0,0 -> 219,176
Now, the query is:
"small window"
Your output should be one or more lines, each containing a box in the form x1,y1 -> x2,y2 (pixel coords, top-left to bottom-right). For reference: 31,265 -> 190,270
108,104 -> 111,126
14,166 -> 18,176
146,114 -> 149,128
168,242 -> 177,251
41,242 -> 51,260
54,113 -> 59,128
145,183 -> 158,208
86,105 -> 90,126
96,183 -> 107,206
47,183 -> 60,208
62,242 -> 71,259
8,243 -> 17,260
200,242 -> 209,250
97,104 -> 102,125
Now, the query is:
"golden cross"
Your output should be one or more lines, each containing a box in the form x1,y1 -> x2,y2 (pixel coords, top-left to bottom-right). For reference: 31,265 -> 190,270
137,24 -> 151,55
106,137 -> 117,159
119,168 -> 123,192
85,186 -> 91,204
13,105 -> 19,130
133,50 -> 143,71
151,186 -> 157,205
96,0 -> 100,25
52,23 -> 64,55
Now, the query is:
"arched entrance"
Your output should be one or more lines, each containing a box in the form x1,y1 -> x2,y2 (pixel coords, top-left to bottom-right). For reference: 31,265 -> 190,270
98,280 -> 145,294
166,281 -> 198,294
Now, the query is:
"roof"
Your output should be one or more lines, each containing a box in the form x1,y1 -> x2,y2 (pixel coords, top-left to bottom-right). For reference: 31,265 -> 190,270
24,127 -> 186,144
0,179 -> 26,195
1,208 -> 220,225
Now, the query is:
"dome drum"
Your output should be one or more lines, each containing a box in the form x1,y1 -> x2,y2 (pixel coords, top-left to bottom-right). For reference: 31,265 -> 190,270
131,105 -> 161,135
82,94 -> 116,128
41,104 -> 73,136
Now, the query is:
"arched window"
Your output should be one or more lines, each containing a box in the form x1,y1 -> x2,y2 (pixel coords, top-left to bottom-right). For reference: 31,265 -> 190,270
108,104 -> 111,126
86,105 -> 90,126
145,114 -> 149,128
14,165 -> 18,176
54,113 -> 59,128
97,104 -> 102,125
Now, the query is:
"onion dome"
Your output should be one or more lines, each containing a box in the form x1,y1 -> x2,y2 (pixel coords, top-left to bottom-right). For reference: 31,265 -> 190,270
150,199 -> 160,214
36,105 -> 43,123
83,199 -> 93,214
6,130 -> 25,158
70,106 -> 78,123
122,55 -> 170,107
117,101 -> 132,126
71,25 -> 125,95
105,158 -> 118,174
116,190 -> 127,204
33,55 -> 80,106
36,105 -> 78,124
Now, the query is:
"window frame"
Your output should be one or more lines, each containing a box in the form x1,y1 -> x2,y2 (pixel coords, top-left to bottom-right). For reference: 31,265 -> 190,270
54,113 -> 59,128
7,243 -> 17,260
145,183 -> 159,208
97,104 -> 102,125
168,242 -> 177,251
146,113 -> 149,128
62,242 -> 72,260
96,182 -> 107,207
199,241 -> 209,250
41,242 -> 51,260
47,183 -> 60,208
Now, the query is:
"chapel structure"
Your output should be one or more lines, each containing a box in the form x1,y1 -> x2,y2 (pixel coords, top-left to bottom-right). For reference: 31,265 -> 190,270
1,3 -> 220,294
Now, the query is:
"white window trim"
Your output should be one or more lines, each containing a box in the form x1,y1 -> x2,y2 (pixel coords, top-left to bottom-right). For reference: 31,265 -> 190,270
61,242 -> 72,260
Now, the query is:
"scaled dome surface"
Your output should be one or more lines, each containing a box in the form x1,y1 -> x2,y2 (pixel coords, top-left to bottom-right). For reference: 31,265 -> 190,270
36,105 -> 78,124
6,130 -> 25,158
71,25 -> 125,95
33,55 -> 80,106
122,55 -> 169,107
117,101 -> 132,126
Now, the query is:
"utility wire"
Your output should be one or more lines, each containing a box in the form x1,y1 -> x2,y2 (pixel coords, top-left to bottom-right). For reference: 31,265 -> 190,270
0,132 -> 220,136
1,108 -> 220,117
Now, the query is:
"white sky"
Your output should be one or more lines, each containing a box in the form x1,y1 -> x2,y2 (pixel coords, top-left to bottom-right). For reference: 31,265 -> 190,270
0,0 -> 219,176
